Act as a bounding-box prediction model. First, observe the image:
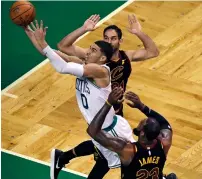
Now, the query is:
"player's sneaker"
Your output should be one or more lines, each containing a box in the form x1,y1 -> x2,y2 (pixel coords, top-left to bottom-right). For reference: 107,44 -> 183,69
50,149 -> 64,179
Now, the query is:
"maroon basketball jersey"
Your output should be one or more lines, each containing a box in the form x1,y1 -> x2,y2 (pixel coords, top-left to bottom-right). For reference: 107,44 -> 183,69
106,50 -> 132,114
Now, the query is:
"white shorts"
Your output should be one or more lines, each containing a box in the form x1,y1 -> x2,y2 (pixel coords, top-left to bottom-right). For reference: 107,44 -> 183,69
92,115 -> 136,168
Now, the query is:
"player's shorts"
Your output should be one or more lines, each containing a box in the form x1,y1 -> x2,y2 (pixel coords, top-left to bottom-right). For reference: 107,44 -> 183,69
91,115 -> 135,168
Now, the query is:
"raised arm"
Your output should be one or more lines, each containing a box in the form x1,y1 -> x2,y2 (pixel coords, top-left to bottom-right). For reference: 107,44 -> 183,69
29,20 -> 109,80
125,14 -> 159,61
87,87 -> 128,154
125,91 -> 172,156
24,22 -> 83,64
57,14 -> 100,59
138,105 -> 172,156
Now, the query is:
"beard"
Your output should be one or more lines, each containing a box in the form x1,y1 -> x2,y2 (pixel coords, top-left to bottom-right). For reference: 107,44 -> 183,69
112,45 -> 119,53
113,47 -> 118,53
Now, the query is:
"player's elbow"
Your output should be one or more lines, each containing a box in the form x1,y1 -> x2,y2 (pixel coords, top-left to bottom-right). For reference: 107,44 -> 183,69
149,48 -> 160,58
57,42 -> 68,51
57,43 -> 73,56
51,63 -> 66,74
87,127 -> 96,138
57,42 -> 65,52
143,50 -> 159,61
153,48 -> 160,57
53,67 -> 64,74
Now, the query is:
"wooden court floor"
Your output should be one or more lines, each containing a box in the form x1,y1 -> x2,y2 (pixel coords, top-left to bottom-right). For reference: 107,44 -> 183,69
2,1 -> 202,179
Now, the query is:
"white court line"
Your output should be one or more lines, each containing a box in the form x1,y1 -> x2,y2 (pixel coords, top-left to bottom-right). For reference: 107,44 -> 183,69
2,92 -> 18,99
1,0 -> 134,95
1,59 -> 49,95
1,148 -> 88,178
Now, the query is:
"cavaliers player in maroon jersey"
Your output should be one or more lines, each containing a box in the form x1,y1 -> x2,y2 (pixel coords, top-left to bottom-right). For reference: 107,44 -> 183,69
87,87 -> 177,179
51,14 -> 159,179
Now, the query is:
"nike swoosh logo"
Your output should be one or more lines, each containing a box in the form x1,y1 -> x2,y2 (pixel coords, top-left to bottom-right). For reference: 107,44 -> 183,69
56,159 -> 60,169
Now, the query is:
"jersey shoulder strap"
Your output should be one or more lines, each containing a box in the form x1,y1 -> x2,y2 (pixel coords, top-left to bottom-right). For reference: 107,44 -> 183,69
119,50 -> 130,61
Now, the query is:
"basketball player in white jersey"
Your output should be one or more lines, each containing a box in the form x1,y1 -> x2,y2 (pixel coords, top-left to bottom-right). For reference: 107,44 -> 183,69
26,20 -> 135,179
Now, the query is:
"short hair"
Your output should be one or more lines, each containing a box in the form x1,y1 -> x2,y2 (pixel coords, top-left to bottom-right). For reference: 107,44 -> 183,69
143,118 -> 160,141
103,25 -> 122,39
95,40 -> 113,61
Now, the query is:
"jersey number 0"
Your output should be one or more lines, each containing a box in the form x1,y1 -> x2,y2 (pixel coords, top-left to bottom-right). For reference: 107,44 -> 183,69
81,94 -> 89,109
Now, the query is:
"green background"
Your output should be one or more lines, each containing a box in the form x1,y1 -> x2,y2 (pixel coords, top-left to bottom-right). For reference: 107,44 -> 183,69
1,1 -> 125,89
1,152 -> 86,179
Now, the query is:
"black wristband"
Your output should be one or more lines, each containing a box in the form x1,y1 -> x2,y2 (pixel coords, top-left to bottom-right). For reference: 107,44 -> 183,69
141,105 -> 150,116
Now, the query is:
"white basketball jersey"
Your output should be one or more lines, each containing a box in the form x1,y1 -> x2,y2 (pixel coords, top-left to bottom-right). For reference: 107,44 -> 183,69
75,65 -> 115,129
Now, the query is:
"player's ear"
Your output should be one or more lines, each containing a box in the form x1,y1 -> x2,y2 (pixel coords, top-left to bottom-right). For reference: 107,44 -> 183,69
140,130 -> 144,136
100,55 -> 107,62
119,38 -> 123,44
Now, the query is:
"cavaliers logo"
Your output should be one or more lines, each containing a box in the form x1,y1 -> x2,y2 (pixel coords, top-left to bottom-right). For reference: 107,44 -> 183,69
111,66 -> 124,82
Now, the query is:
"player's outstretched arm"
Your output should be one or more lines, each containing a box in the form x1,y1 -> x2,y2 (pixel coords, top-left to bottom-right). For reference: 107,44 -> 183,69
57,14 -> 100,59
43,47 -> 109,78
125,91 -> 172,156
125,91 -> 172,132
30,20 -> 109,79
28,20 -> 84,76
87,87 -> 127,154
125,14 -> 159,61
27,20 -> 84,64
125,91 -> 169,125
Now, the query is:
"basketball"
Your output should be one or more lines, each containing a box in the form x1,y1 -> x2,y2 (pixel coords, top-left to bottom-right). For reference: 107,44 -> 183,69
9,1 -> 36,26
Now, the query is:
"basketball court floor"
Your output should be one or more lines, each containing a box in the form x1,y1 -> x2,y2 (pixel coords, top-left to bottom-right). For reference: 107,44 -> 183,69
1,1 -> 202,179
